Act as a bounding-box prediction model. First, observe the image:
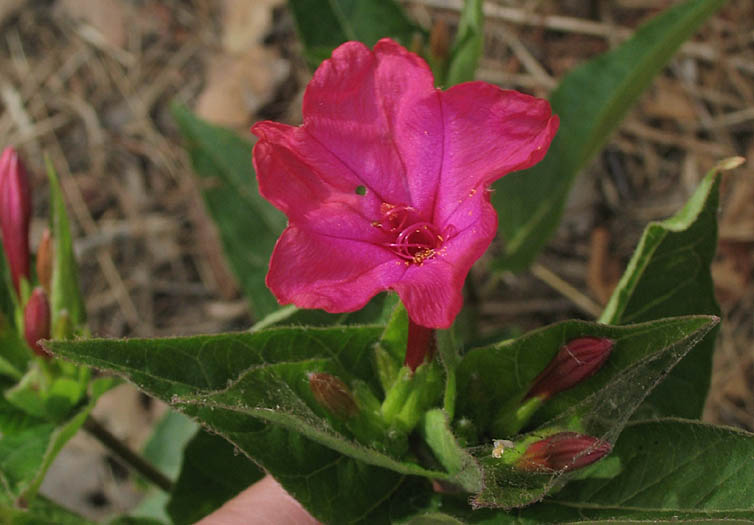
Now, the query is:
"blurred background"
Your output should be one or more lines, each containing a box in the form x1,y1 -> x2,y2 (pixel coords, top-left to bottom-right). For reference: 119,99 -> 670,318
1,0 -> 752,520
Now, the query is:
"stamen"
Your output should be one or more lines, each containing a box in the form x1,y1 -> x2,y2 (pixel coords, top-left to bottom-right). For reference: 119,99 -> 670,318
374,203 -> 452,266
385,222 -> 441,264
377,204 -> 416,232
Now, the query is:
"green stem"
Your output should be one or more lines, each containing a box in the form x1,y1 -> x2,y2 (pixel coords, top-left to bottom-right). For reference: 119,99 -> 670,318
491,395 -> 544,437
83,416 -> 174,493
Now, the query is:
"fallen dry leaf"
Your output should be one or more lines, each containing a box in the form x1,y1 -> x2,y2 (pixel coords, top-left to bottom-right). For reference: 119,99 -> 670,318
222,0 -> 284,53
196,46 -> 289,128
642,79 -> 697,122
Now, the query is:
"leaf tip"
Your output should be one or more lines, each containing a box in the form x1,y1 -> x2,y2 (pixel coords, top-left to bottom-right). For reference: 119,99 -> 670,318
715,156 -> 745,172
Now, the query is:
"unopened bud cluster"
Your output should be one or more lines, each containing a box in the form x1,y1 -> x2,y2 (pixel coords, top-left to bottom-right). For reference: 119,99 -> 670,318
0,147 -> 53,358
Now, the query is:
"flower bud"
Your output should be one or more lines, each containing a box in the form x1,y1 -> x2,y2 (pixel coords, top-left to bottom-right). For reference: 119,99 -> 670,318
516,432 -> 611,473
0,147 -> 31,295
24,287 -> 51,358
525,337 -> 613,400
36,228 -> 53,294
308,372 -> 358,419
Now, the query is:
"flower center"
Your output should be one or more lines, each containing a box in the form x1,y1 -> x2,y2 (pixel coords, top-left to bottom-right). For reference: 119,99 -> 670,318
373,203 -> 445,265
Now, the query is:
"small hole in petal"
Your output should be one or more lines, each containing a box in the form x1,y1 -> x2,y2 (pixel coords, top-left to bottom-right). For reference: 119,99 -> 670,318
355,185 -> 367,196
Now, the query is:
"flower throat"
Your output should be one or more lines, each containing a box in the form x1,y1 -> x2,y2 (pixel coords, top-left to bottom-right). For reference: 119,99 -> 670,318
373,203 -> 447,265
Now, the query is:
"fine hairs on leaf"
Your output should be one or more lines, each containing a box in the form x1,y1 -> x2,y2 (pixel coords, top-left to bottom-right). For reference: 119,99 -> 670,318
464,315 -> 718,509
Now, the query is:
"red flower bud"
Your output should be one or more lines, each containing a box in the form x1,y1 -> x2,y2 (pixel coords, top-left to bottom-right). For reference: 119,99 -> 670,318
525,337 -> 613,400
24,287 -> 51,358
308,372 -> 358,419
516,432 -> 611,473
0,147 -> 31,295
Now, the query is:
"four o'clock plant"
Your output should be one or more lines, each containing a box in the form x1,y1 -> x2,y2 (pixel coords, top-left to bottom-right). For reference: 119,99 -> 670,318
251,38 -> 558,369
3,0 -> 752,524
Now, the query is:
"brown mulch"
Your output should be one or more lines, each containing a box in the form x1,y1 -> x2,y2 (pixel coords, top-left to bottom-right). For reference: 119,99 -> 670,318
1,0 -> 752,520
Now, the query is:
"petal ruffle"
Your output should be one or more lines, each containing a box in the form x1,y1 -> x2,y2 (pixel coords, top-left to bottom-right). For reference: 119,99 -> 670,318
392,191 -> 498,328
266,226 -> 405,313
302,39 -> 442,215
434,83 -> 559,227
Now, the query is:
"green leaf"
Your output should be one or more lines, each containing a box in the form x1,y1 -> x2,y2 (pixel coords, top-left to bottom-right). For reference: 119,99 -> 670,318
0,376 -> 112,503
600,161 -> 737,419
378,301 -> 410,364
0,331 -> 27,381
445,0 -> 484,86
4,364 -> 89,422
0,239 -> 29,380
0,239 -> 16,328
45,157 -> 86,329
435,420 -> 754,522
494,0 -> 726,271
142,410 -> 199,482
287,0 -> 423,67
436,329 -> 459,419
402,419 -> 754,522
0,422 -> 56,501
456,315 -> 717,508
48,326 -> 449,523
0,238 -> 17,325
0,395 -> 43,436
128,411 -> 199,523
457,316 -> 717,435
420,408 -> 481,493
554,419 -> 754,516
188,411 -> 419,524
166,430 -> 263,525
172,104 -> 285,320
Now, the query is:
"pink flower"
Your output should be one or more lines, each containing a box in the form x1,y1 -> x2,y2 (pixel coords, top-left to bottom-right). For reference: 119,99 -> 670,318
252,39 -> 558,329
0,147 -> 31,296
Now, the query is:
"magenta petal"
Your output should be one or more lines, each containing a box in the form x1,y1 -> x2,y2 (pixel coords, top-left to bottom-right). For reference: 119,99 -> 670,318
266,226 -> 405,313
371,40 -> 444,215
434,83 -> 559,226
302,39 -> 439,211
252,124 -> 385,242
